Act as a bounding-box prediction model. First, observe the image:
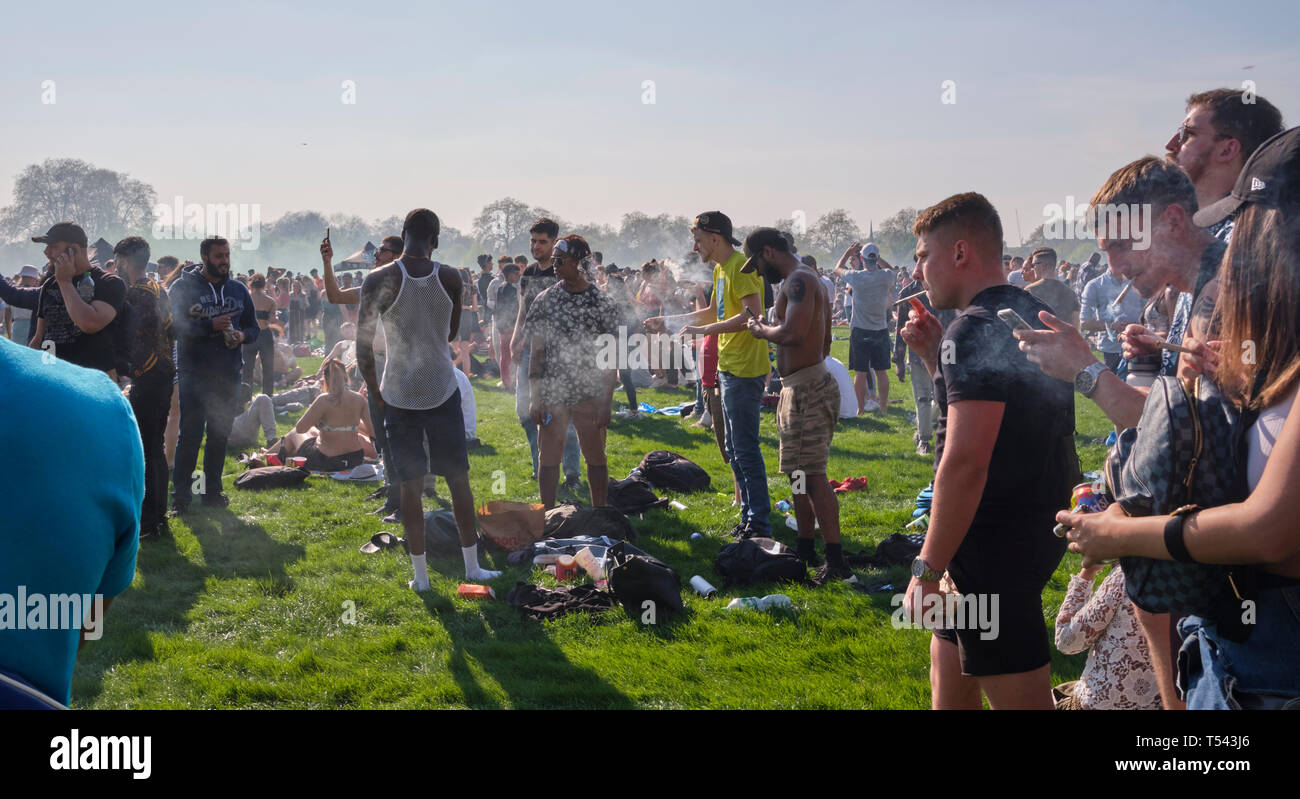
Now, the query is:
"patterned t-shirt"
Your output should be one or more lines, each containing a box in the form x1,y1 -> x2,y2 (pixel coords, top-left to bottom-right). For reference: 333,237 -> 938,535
523,282 -> 619,406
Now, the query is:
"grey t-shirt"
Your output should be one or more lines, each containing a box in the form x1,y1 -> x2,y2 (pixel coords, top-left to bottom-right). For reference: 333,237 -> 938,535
841,268 -> 895,331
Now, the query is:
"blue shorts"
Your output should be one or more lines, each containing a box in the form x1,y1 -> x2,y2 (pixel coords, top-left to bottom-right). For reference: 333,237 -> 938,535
383,390 -> 470,481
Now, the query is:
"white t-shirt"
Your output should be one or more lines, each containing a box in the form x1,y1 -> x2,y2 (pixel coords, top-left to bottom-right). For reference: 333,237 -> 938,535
825,356 -> 858,418
1247,384 -> 1298,491
454,367 -> 477,440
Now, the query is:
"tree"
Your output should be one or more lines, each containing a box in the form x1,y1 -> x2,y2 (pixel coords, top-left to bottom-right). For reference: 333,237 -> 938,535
875,207 -> 919,265
617,212 -> 692,266
472,197 -> 540,254
0,158 -> 156,244
807,209 -> 861,258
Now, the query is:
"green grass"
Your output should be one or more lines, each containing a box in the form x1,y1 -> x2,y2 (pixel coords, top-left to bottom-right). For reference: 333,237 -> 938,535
73,328 -> 1114,708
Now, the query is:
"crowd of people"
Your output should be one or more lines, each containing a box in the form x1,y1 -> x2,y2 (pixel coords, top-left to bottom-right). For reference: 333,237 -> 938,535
3,85 -> 1298,712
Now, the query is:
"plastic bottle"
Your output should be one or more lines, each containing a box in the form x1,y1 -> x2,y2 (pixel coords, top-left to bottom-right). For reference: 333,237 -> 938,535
574,547 -> 607,588
669,500 -> 687,511
725,594 -> 792,611
785,513 -> 799,531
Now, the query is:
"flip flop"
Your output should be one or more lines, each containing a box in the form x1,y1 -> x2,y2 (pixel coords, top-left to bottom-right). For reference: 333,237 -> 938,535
360,532 -> 405,553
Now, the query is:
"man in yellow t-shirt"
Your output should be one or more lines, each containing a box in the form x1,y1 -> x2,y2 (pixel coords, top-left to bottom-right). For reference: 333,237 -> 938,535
644,211 -> 771,538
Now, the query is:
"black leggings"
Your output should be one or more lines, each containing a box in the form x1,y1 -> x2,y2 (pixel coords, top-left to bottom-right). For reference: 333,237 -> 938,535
242,328 -> 275,396
619,369 -> 636,408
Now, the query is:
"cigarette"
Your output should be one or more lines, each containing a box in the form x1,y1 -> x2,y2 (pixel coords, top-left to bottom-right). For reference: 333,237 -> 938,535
894,291 -> 927,306
1155,338 -> 1195,355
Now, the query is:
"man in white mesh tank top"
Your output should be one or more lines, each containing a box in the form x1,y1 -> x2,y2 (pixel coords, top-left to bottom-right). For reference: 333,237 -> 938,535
356,208 -> 500,590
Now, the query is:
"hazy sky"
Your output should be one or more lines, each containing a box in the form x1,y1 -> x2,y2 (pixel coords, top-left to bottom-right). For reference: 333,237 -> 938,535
2,0 -> 1297,243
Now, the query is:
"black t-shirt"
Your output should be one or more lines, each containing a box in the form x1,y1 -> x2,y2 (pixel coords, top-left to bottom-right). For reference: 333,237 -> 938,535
495,281 -> 519,329
476,271 -> 495,317
933,284 -> 1079,538
36,267 -> 127,373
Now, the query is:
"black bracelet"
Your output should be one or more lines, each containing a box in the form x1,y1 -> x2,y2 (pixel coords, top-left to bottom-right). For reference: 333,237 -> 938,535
1164,513 -> 1197,563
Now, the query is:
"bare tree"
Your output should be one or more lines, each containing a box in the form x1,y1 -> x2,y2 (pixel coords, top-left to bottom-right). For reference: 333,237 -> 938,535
0,158 -> 156,244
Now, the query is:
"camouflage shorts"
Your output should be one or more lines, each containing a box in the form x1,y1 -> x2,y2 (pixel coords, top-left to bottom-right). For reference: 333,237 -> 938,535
777,362 -> 840,476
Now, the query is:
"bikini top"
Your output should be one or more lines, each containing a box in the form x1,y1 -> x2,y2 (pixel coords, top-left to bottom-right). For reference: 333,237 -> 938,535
319,423 -> 358,433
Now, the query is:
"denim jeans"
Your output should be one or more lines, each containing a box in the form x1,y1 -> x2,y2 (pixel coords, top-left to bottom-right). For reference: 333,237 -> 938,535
173,369 -> 240,505
719,370 -> 770,534
1178,583 -> 1300,709
515,348 -> 580,478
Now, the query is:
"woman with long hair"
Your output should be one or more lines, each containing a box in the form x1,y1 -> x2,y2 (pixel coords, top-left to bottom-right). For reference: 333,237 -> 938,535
1061,129 -> 1300,708
242,274 -> 278,396
279,358 -> 373,472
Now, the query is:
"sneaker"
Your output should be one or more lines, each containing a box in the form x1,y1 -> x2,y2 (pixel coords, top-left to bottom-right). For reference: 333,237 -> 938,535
812,561 -> 856,586
140,521 -> 168,541
797,548 -> 822,568
383,509 -> 403,524
366,487 -> 387,501
916,441 -> 932,456
373,502 -> 400,516
693,411 -> 712,428
727,521 -> 757,540
422,476 -> 439,498
561,475 -> 582,494
168,502 -> 190,518
200,493 -> 229,509
860,399 -> 880,413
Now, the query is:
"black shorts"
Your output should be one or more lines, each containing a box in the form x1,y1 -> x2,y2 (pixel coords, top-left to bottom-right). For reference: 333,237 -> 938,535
384,390 -> 470,481
458,311 -> 478,340
297,436 -> 364,473
933,514 -> 1066,677
849,327 -> 891,372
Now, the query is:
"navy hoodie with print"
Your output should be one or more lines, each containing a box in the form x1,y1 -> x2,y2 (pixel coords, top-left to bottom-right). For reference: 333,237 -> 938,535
169,264 -> 259,376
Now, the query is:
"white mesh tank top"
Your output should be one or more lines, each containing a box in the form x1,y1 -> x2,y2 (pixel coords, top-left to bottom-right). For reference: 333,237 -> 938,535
379,259 -> 457,411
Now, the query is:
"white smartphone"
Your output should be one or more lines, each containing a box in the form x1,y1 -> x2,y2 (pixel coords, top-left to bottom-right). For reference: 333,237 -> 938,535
996,307 -> 1034,333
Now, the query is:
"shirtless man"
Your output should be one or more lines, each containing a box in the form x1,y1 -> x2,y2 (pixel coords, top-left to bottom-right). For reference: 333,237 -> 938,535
741,228 -> 848,584
356,208 -> 499,590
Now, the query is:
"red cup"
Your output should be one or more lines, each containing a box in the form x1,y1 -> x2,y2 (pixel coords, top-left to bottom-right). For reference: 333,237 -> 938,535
291,456 -> 307,469
555,555 -> 577,581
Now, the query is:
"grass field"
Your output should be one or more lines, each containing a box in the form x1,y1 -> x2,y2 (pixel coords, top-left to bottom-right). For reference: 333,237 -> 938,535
72,327 -> 1115,709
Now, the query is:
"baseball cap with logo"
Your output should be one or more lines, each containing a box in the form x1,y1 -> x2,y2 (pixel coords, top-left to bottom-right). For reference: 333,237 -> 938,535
691,211 -> 741,246
1195,126 -> 1300,228
739,227 -> 789,273
32,222 -> 88,248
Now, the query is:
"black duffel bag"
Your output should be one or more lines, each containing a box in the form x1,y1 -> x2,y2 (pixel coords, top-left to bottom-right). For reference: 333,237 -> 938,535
233,465 -> 309,490
715,537 -> 808,587
638,450 -> 711,493
606,540 -> 684,621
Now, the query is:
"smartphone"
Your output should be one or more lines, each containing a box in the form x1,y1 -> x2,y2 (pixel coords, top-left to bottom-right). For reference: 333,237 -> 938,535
996,308 -> 1034,333
325,227 -> 330,240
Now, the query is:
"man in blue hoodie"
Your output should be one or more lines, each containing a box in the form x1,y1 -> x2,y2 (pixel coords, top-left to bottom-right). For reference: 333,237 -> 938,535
169,237 -> 258,513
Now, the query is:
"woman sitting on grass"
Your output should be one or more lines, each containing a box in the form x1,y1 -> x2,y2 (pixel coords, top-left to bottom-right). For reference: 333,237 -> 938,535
278,358 -> 374,472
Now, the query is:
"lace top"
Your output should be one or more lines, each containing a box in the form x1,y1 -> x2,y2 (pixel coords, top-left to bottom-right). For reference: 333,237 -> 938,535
1054,566 -> 1163,710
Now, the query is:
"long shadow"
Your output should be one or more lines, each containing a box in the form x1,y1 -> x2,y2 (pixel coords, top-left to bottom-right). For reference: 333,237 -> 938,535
71,507 -> 305,703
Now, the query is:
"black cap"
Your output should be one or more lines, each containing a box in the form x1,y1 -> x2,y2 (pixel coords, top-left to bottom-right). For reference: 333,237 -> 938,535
740,227 -> 788,273
32,222 -> 88,248
1195,126 -> 1300,228
692,211 -> 741,246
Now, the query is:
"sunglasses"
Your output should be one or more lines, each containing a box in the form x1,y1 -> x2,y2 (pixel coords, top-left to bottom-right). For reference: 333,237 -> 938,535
1177,122 -> 1232,146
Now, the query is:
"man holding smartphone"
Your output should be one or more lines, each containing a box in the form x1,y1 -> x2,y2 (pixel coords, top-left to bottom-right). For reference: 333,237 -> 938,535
30,223 -> 126,375
901,193 -> 1078,710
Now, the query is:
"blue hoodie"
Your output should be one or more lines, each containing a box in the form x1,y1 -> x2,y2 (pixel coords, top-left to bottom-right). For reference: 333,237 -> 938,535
169,264 -> 259,376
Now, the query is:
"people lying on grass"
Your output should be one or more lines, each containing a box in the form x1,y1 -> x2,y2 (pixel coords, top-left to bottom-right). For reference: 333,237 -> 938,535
272,329 -> 302,386
277,358 -> 374,472
523,234 -> 620,509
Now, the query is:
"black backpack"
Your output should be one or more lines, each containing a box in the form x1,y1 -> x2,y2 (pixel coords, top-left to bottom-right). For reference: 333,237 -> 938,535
233,465 -> 309,490
715,537 -> 808,587
638,450 -> 711,493
544,504 -> 637,541
606,476 -> 668,515
606,540 -> 684,621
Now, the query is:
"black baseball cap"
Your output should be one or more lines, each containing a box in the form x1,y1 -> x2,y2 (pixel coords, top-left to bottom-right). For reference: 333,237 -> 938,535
1195,126 -> 1300,228
692,211 -> 741,246
740,227 -> 788,273
32,222 -> 88,248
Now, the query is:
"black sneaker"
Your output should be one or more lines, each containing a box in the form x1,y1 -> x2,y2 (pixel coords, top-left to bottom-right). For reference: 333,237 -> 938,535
728,521 -> 756,540
168,502 -> 191,518
811,561 -> 857,587
140,523 -> 164,541
560,475 -> 582,495
797,548 -> 823,568
200,493 -> 229,509
372,502 -> 400,517
366,487 -> 387,501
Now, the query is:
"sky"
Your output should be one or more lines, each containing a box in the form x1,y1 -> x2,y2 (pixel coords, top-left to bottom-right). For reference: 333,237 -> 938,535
1,0 -> 1298,243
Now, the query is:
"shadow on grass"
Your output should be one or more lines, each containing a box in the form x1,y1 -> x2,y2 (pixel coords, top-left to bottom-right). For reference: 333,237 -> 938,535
417,590 -> 634,709
72,507 -> 305,703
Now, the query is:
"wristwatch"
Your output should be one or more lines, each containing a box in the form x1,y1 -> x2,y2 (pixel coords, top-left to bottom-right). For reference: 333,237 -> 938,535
911,557 -> 943,582
1073,361 -> 1108,398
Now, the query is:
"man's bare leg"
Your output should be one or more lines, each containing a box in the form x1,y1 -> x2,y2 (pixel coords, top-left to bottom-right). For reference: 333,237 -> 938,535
400,478 -> 429,590
875,370 -> 890,412
854,372 -> 868,413
447,471 -> 499,580
931,635 -> 981,709
979,664 -> 1055,710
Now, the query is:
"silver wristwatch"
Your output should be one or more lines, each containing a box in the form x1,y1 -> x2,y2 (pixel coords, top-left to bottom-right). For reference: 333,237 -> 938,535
1073,361 -> 1107,398
911,557 -> 943,582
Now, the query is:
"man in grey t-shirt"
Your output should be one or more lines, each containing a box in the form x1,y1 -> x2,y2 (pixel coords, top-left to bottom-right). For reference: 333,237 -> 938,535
832,242 -> 895,414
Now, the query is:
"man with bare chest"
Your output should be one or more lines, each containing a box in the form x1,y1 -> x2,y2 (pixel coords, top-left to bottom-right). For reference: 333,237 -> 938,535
742,228 -> 849,583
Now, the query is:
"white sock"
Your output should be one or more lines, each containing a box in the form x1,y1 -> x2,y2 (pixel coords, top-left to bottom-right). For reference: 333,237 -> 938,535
462,544 -> 501,581
409,553 -> 430,591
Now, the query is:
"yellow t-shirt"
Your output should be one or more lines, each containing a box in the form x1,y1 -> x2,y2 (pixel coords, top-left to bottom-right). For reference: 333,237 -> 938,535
713,251 -> 769,378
